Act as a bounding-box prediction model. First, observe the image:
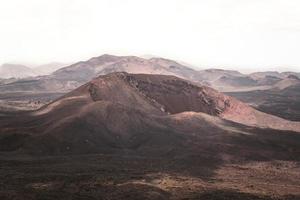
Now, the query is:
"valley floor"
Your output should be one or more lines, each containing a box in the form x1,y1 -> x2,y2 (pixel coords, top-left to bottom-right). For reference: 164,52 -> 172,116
0,153 -> 299,200
0,92 -> 65,112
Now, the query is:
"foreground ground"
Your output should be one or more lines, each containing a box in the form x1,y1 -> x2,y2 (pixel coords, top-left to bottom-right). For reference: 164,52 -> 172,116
0,153 -> 299,200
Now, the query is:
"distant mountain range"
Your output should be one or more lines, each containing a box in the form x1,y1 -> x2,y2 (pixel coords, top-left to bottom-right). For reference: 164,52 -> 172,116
0,64 -> 37,79
33,62 -> 69,75
0,62 -> 67,79
0,54 -> 299,93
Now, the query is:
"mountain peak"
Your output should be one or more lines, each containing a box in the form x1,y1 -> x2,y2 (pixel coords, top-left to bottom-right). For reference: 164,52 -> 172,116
87,54 -> 121,64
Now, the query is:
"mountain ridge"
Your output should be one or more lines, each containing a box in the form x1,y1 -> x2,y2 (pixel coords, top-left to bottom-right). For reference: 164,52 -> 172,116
1,54 -> 300,93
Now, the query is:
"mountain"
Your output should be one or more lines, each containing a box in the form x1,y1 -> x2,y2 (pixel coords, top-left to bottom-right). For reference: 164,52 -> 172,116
0,55 -> 256,93
0,64 -> 37,79
0,55 -> 200,93
1,72 -> 299,155
34,62 -> 68,75
194,69 -> 285,92
199,70 -> 300,92
0,62 -> 67,80
0,55 -> 300,95
52,55 -> 201,82
0,55 -> 208,112
272,74 -> 300,90
250,71 -> 285,79
30,73 -> 300,132
198,69 -> 244,80
246,71 -> 300,90
282,71 -> 300,78
250,71 -> 300,79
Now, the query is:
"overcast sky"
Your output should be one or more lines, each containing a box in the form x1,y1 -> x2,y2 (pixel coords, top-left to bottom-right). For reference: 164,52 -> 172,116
1,0 -> 300,72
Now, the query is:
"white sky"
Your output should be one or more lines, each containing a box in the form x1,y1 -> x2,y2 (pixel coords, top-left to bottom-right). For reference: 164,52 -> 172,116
0,0 -> 300,73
